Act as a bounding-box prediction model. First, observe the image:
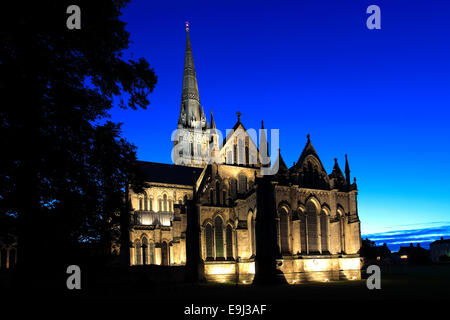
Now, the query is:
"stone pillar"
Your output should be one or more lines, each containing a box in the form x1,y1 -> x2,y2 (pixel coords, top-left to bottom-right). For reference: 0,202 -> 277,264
253,176 -> 286,284
185,198 -> 205,282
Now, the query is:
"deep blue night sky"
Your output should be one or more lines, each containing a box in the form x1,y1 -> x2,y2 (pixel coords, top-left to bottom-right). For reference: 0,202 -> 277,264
108,0 -> 450,250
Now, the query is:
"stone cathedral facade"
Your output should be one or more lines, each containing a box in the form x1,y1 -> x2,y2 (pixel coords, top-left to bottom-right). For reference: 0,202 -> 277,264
126,26 -> 362,283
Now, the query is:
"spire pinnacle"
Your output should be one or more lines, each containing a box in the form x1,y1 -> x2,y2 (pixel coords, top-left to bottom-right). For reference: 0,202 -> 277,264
179,24 -> 202,128
345,154 -> 351,185
236,111 -> 241,122
210,110 -> 216,129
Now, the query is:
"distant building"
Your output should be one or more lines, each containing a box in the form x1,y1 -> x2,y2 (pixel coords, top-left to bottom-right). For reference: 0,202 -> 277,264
395,243 -> 430,264
430,237 -> 450,263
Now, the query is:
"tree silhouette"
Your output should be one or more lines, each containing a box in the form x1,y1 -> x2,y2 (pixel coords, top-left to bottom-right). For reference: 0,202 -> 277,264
0,1 -> 156,288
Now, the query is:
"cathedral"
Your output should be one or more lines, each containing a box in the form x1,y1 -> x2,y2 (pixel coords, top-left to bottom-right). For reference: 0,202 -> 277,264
126,24 -> 362,284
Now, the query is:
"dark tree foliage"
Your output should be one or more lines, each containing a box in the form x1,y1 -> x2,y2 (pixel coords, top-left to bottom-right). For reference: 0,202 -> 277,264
0,1 -> 156,287
360,238 -> 377,260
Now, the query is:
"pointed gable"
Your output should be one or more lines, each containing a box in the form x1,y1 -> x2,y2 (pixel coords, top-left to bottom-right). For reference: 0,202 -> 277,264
272,149 -> 288,173
329,158 -> 347,190
291,135 -> 330,190
220,113 -> 260,167
272,149 -> 290,184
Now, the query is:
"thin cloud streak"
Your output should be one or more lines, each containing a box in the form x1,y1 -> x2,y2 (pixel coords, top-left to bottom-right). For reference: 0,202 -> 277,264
362,222 -> 450,252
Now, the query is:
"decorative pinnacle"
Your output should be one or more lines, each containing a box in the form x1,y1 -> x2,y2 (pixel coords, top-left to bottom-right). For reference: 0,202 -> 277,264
185,21 -> 189,32
236,111 -> 241,122
307,134 -> 310,141
334,158 -> 338,164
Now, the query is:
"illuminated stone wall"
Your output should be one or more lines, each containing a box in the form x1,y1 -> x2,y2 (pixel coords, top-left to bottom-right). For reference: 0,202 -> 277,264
125,157 -> 362,284
129,182 -> 193,266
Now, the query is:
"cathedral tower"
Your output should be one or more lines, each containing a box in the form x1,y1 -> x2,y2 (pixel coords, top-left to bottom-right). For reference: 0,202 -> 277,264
174,23 -> 212,167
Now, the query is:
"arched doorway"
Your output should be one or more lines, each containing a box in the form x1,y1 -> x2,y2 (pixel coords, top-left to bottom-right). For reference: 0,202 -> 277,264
161,242 -> 169,266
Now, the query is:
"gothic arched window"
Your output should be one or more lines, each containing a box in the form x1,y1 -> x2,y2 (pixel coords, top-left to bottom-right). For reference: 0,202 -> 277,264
161,242 -> 169,266
230,179 -> 237,198
238,139 -> 244,164
245,146 -> 249,165
238,174 -> 247,194
144,194 -> 148,211
320,210 -> 329,253
205,224 -> 214,259
248,211 -> 256,256
135,240 -> 142,265
142,237 -> 148,265
299,210 -> 307,254
226,225 -> 233,260
149,242 -> 155,264
163,194 -> 168,212
280,208 -> 290,254
306,201 -> 319,253
216,181 -> 221,205
215,216 -> 224,259
139,197 -> 143,211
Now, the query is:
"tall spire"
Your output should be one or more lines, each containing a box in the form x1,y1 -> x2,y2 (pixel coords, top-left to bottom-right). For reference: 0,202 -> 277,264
210,110 -> 216,129
259,120 -> 270,168
345,154 -> 351,186
179,22 -> 202,128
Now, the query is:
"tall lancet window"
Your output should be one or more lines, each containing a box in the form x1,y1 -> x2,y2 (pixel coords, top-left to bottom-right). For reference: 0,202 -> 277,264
135,240 -> 141,265
216,181 -> 221,205
205,224 -> 214,259
238,174 -> 247,194
245,146 -> 249,165
142,237 -> 148,265
144,194 -> 148,211
306,201 -> 319,253
238,139 -> 244,164
299,211 -> 307,253
215,216 -> 224,259
163,194 -> 168,212
226,225 -> 233,260
320,210 -> 329,253
279,208 -> 290,254
149,242 -> 155,264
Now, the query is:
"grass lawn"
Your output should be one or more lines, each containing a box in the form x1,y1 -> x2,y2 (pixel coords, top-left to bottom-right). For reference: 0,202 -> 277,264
74,264 -> 450,302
